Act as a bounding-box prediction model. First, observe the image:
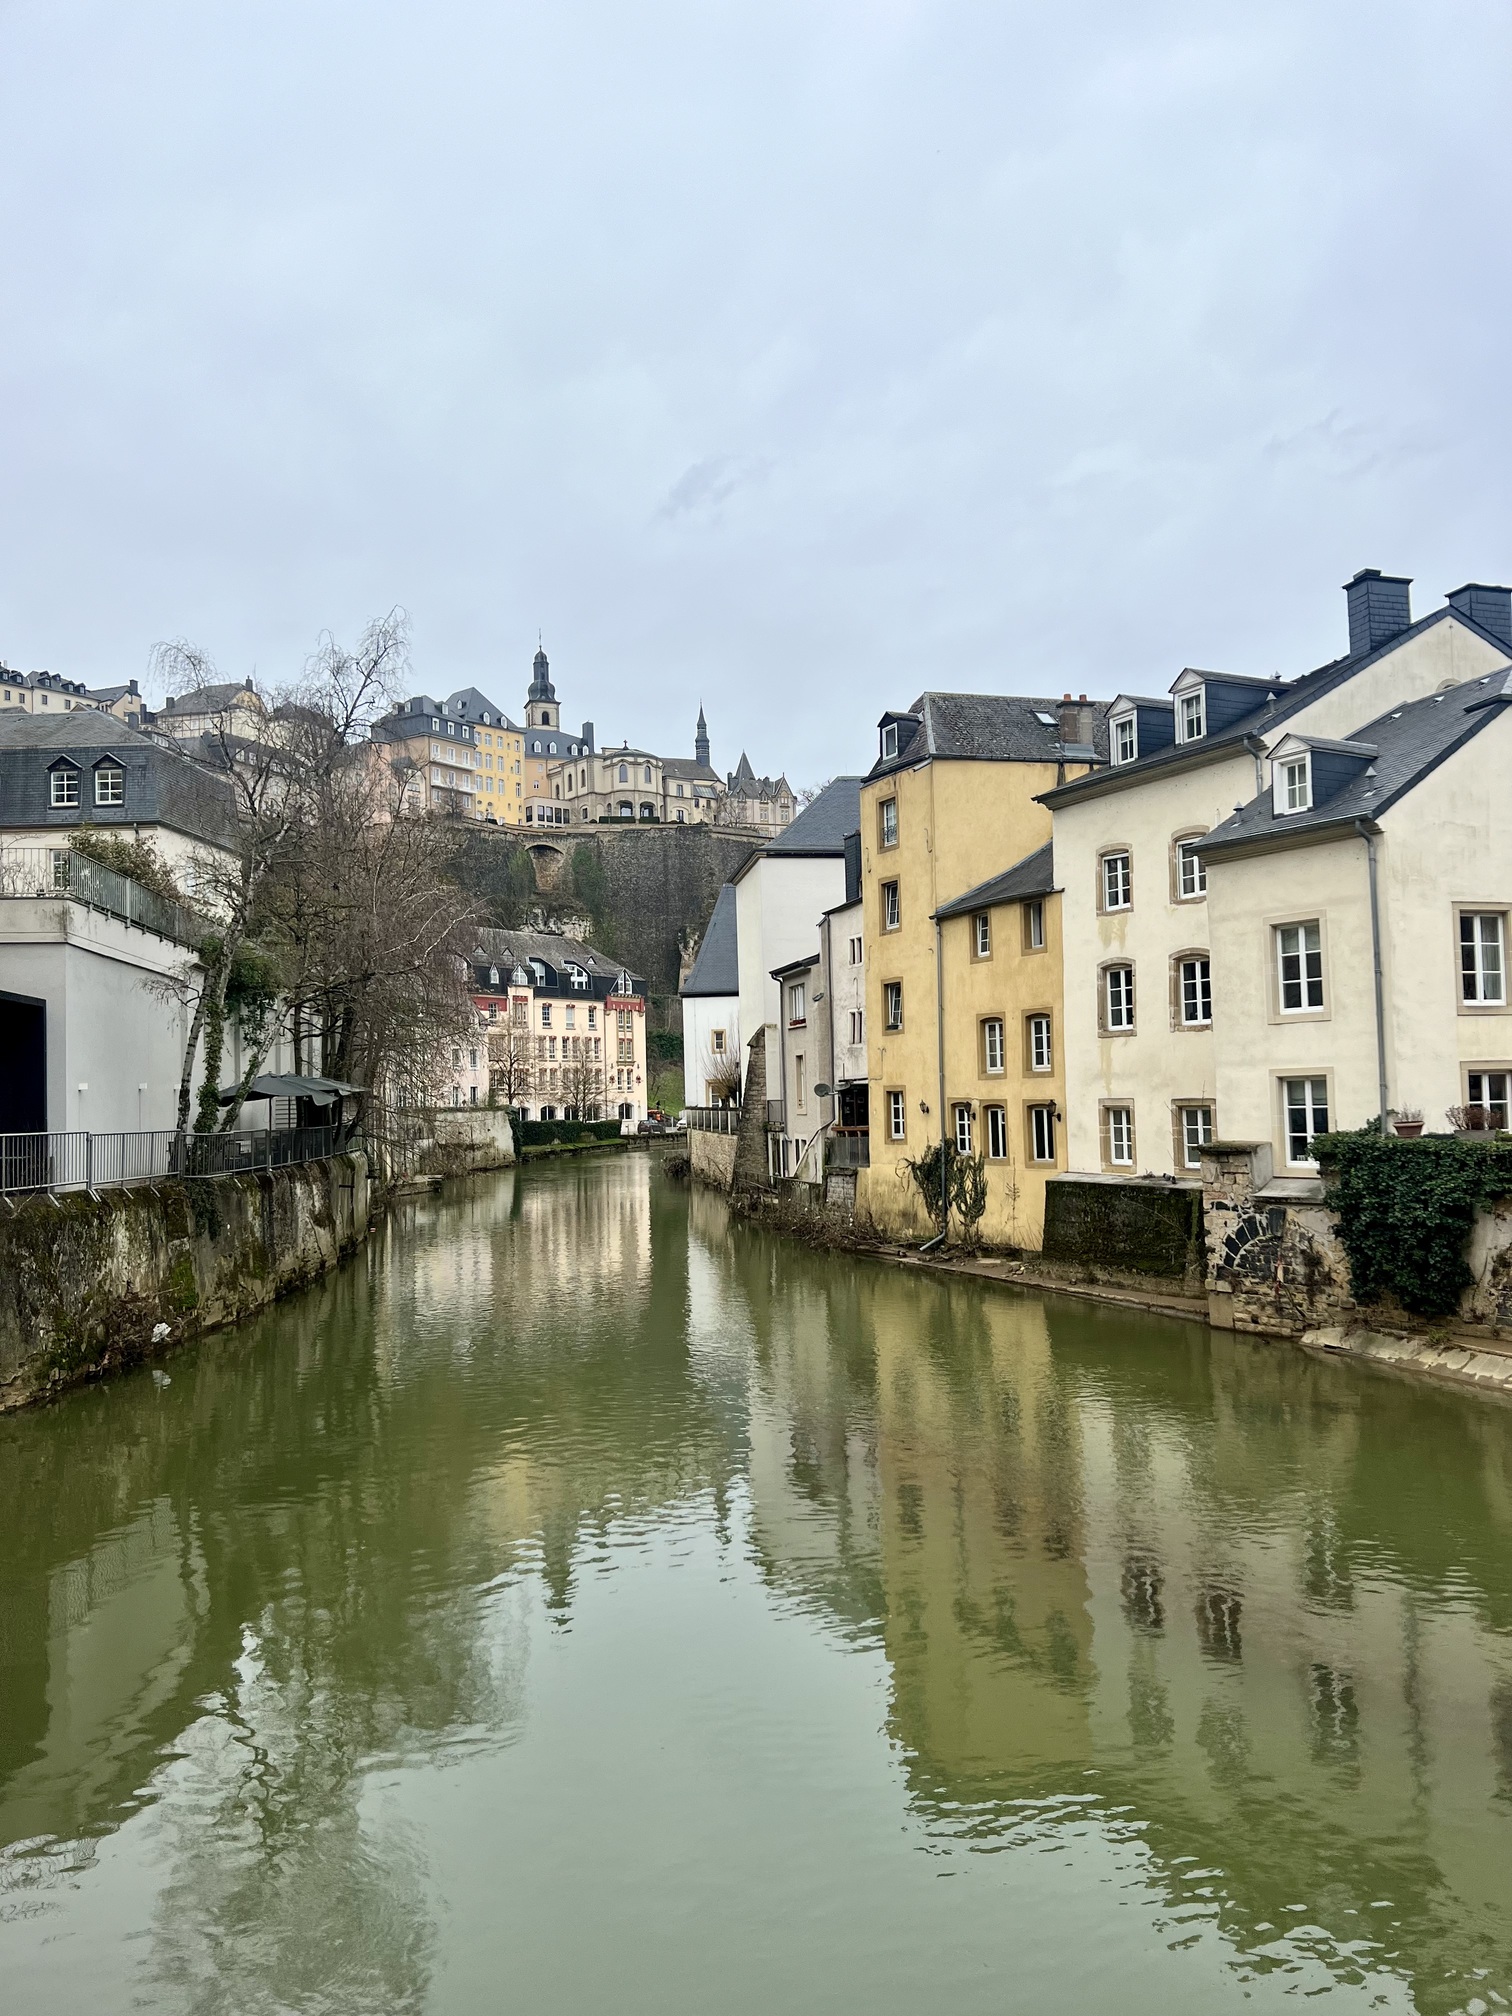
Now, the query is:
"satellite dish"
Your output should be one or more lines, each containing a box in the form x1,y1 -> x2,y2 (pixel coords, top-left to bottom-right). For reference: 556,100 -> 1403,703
813,1083 -> 832,1099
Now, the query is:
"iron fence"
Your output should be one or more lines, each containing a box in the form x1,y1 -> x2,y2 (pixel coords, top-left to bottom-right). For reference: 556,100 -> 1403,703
0,1125 -> 354,1195
684,1105 -> 741,1135
0,846 -> 207,948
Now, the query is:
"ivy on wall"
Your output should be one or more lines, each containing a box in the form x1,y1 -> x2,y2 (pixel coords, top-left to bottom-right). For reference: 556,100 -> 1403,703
1314,1132 -> 1512,1319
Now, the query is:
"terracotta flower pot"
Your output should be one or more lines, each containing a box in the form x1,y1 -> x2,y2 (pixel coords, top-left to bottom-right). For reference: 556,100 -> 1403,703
1393,1120 -> 1425,1137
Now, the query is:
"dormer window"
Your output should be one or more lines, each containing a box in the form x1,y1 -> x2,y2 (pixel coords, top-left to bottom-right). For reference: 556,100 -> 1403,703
1178,689 -> 1205,742
880,721 -> 899,760
1278,754 -> 1311,814
93,762 -> 125,806
49,762 -> 80,807
431,718 -> 440,731
1112,714 -> 1137,764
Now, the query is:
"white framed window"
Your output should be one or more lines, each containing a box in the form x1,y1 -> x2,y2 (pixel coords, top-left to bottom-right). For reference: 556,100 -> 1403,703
1029,1104 -> 1056,1164
93,764 -> 125,805
849,936 -> 862,964
1104,964 -> 1135,1032
880,798 -> 898,848
1027,1013 -> 1052,1072
711,1027 -> 726,1053
1283,1077 -> 1329,1165
1467,1070 -> 1510,1129
540,1002 -> 552,1026
1461,912 -> 1506,1005
882,881 -> 900,931
849,1010 -> 864,1045
1280,755 -> 1311,813
1179,956 -> 1212,1026
1177,838 -> 1207,900
1024,899 -> 1045,950
1277,922 -> 1324,1012
788,982 -> 806,1026
986,1105 -> 1008,1159
50,767 -> 79,807
954,1104 -> 974,1155
888,1088 -> 906,1139
1179,1104 -> 1214,1169
884,981 -> 903,1030
1104,1104 -> 1134,1167
1178,688 -> 1205,741
1113,714 -> 1137,764
1101,850 -> 1132,911
881,721 -> 899,760
982,1018 -> 1005,1074
974,912 -> 991,957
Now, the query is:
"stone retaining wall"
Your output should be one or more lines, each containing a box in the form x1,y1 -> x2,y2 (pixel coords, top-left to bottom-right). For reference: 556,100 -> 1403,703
0,1153 -> 371,1410
689,1129 -> 737,1190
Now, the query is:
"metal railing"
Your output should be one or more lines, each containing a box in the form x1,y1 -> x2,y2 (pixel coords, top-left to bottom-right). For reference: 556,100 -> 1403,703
826,1127 -> 870,1171
0,1125 -> 354,1195
684,1104 -> 741,1135
0,847 -> 207,948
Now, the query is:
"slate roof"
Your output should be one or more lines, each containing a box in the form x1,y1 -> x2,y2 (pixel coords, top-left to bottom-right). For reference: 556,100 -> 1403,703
471,927 -> 646,997
160,680 -> 259,716
444,687 -> 522,731
868,692 -> 1110,782
0,709 -> 239,849
1201,671 -> 1512,859
1042,601 -> 1512,809
935,841 -> 1057,919
662,757 -> 721,783
681,882 -> 739,997
763,776 -> 863,855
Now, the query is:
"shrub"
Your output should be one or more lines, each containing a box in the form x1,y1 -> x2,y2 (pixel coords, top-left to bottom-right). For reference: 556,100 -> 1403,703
1314,1130 -> 1512,1319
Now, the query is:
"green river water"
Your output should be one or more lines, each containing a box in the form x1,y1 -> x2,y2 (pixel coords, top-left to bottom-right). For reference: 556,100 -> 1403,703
3,1155 -> 1512,2014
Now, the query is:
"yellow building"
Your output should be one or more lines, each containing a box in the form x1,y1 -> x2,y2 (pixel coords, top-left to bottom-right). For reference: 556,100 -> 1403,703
857,693 -> 1102,1247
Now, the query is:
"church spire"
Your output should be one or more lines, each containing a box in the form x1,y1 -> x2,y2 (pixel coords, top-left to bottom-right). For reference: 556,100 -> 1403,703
695,703 -> 710,769
525,640 -> 559,731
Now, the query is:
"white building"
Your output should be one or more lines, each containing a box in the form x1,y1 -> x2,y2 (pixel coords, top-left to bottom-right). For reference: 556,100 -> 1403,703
731,777 -> 862,1101
679,883 -> 741,1107
1042,572 -> 1512,1179
467,929 -> 650,1125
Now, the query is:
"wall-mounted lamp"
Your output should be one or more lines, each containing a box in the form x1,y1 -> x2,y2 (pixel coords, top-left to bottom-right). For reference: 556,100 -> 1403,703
918,1100 -> 930,1116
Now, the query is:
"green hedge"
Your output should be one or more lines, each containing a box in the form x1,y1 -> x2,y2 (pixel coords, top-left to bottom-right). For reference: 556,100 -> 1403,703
1313,1130 -> 1512,1318
515,1119 -> 625,1147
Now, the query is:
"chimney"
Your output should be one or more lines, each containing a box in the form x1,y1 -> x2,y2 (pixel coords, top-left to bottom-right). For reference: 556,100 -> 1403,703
1057,692 -> 1094,746
1445,582 -> 1512,648
1344,569 -> 1412,658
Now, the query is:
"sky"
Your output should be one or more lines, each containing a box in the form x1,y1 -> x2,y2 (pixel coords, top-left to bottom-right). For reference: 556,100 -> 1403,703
2,0 -> 1510,785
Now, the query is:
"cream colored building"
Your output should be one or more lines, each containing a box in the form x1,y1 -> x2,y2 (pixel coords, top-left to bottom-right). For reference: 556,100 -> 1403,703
370,691 -> 525,824
0,666 -> 93,715
1043,573 -> 1512,1180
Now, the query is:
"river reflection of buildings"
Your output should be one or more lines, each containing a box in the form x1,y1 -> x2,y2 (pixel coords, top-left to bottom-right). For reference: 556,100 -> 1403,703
697,1208 -> 1512,2007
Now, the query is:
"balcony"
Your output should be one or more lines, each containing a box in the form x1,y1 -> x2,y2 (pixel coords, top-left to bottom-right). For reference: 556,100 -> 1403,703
826,1127 -> 870,1171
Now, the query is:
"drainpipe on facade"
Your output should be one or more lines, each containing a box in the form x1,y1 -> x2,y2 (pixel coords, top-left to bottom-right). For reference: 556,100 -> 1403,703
1355,818 -> 1390,1134
919,914 -> 949,1254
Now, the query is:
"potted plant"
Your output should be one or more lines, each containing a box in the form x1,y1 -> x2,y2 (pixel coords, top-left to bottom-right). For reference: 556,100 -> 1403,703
1445,1103 -> 1494,1138
1393,1107 -> 1424,1138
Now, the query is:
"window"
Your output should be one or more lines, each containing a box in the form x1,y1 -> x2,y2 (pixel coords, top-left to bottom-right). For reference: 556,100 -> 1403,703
1113,714 -> 1137,764
1178,688 -> 1205,741
974,913 -> 991,958
447,720 -> 456,735
618,763 -> 629,782
1461,913 -> 1506,1005
881,880 -> 900,931
788,981 -> 807,1026
986,1105 -> 1008,1159
1023,899 -> 1045,951
795,1056 -> 807,1112
711,1027 -> 726,1054
1283,1077 -> 1329,1165
884,981 -> 903,1030
888,1089 -> 906,1140
954,1104 -> 974,1155
849,1010 -> 864,1045
849,936 -> 863,964
881,721 -> 899,760
1027,1013 -> 1051,1072
93,763 -> 125,806
879,798 -> 898,848
1281,756 -> 1311,813
540,1003 -> 552,1026
618,801 -> 633,818
643,764 -> 652,784
1177,838 -> 1206,900
1179,1104 -> 1214,1169
1029,1105 -> 1056,1164
1104,964 -> 1135,1032
1103,1104 -> 1134,1167
565,1005 -> 576,1029
49,766 -> 79,807
982,1018 -> 1005,1074
1101,850 -> 1132,911
587,1007 -> 597,1029
1467,1071 -> 1510,1129
1179,956 -> 1212,1026
1277,922 -> 1324,1012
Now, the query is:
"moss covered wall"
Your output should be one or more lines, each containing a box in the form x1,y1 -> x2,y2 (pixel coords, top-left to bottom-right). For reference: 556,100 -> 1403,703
1042,1178 -> 1204,1281
0,1154 -> 370,1410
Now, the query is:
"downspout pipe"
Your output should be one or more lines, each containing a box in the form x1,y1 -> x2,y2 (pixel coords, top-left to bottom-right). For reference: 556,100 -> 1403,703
919,914 -> 949,1253
1355,819 -> 1389,1134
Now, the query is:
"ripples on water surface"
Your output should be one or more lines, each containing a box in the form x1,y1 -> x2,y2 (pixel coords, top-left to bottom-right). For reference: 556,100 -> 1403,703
3,1155 -> 1512,2013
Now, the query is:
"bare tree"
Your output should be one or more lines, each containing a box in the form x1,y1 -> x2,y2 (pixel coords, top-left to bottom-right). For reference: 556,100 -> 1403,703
487,1013 -> 536,1111
559,1038 -> 607,1121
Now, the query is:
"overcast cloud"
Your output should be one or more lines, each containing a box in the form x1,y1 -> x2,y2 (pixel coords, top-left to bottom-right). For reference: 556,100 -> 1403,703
1,0 -> 1509,782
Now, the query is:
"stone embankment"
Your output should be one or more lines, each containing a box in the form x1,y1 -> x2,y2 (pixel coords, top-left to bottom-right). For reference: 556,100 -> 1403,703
0,1153 -> 371,1411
